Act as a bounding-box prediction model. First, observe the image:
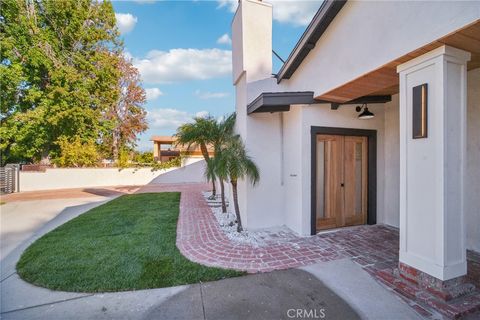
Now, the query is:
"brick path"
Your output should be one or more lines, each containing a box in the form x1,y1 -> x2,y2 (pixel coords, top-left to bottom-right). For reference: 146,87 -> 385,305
175,183 -> 480,319
176,184 -> 399,273
4,182 -> 479,318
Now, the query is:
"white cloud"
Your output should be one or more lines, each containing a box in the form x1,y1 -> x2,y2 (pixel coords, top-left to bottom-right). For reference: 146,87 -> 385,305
133,0 -> 156,4
194,90 -> 229,99
195,111 -> 210,119
217,0 -> 322,27
145,88 -> 163,100
147,108 -> 209,131
133,48 -> 232,84
123,50 -> 133,61
136,135 -> 154,152
115,13 -> 138,34
217,33 -> 232,45
217,0 -> 237,11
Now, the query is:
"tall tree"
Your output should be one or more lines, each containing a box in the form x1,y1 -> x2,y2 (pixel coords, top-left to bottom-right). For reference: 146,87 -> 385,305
0,0 -> 123,163
216,134 -> 259,232
104,56 -> 147,161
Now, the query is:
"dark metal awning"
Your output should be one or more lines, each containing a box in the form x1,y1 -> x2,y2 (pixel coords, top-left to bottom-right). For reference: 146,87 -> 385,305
247,91 -> 392,114
247,91 -> 318,114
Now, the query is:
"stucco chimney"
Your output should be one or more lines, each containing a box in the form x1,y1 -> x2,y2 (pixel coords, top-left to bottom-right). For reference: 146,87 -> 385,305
232,0 -> 272,84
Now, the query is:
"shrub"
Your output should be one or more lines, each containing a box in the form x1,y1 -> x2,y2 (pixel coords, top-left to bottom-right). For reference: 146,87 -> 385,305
133,151 -> 154,165
53,136 -> 99,167
151,155 -> 182,171
117,148 -> 131,168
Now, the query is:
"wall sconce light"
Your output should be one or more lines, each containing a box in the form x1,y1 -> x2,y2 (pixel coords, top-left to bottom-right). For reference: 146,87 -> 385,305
356,103 -> 374,120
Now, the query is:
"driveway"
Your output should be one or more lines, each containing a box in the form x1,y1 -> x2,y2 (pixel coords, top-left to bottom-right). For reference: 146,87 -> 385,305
0,186 -> 422,320
1,258 -> 422,320
1,197 -> 112,261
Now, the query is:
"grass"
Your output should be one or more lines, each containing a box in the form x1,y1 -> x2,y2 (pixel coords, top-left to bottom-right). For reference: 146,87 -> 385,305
17,192 -> 244,292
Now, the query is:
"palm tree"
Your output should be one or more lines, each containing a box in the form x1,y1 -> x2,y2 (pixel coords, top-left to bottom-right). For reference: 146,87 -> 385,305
216,134 -> 259,232
204,157 -> 217,199
210,113 -> 236,213
175,116 -> 217,197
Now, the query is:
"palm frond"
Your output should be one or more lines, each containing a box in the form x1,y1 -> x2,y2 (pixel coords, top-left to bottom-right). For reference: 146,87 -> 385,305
215,133 -> 259,186
204,157 -> 217,182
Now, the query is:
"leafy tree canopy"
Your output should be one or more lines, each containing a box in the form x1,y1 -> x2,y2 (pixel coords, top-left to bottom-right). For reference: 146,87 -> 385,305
0,0 -> 147,165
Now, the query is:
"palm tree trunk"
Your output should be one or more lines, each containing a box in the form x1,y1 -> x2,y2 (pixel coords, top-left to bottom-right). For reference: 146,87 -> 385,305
200,142 -> 210,161
211,180 -> 216,197
220,179 -> 226,213
200,142 -> 216,197
231,179 -> 243,232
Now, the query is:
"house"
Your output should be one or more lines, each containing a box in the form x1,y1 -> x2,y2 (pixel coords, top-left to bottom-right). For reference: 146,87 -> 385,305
151,136 -> 214,162
232,0 -> 479,296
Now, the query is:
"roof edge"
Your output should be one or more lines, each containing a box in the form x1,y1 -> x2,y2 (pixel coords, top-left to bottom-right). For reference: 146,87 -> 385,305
276,0 -> 347,83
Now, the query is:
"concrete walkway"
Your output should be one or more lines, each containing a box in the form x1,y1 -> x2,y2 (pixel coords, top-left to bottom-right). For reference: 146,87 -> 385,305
0,184 -> 422,319
1,260 -> 421,320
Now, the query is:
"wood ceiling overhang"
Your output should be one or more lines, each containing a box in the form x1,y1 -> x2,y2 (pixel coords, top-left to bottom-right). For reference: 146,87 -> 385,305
316,20 -> 480,103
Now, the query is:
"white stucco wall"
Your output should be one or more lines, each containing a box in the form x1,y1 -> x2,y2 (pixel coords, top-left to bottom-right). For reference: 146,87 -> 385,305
243,112 -> 284,229
397,46 -> 470,280
383,95 -> 400,228
232,0 -> 480,249
20,168 -> 170,191
285,0 -> 480,98
466,68 -> 480,252
239,101 -> 389,235
282,108 -> 303,232
296,104 -> 386,235
232,0 -> 272,85
19,158 -> 206,191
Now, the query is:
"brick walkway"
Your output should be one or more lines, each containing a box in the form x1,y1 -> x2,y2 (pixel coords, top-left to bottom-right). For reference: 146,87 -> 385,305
4,182 -> 479,318
176,184 -> 399,273
175,183 -> 480,319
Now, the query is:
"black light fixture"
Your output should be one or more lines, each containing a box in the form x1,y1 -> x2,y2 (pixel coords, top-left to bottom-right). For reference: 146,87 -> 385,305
356,103 -> 374,120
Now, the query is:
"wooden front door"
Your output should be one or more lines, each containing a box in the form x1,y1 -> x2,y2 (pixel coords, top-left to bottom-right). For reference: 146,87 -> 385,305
315,134 -> 368,231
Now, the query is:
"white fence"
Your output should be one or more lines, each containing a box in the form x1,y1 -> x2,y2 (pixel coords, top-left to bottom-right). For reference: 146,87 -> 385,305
19,168 -> 172,191
18,158 -> 206,192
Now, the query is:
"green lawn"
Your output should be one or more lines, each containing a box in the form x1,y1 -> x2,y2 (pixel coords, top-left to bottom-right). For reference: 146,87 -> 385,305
17,192 -> 244,292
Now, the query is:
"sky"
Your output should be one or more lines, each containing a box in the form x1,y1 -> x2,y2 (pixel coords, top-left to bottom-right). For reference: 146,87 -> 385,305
111,0 -> 324,151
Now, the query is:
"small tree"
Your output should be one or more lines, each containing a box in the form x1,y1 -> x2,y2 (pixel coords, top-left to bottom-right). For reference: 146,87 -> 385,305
210,113 -> 236,213
105,56 -> 148,161
174,116 -> 217,197
217,135 -> 259,232
204,157 -> 217,199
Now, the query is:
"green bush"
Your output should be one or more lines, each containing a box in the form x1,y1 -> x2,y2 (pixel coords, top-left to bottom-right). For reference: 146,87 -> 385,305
133,151 -> 154,165
117,148 -> 131,168
53,137 -> 99,167
151,155 -> 182,171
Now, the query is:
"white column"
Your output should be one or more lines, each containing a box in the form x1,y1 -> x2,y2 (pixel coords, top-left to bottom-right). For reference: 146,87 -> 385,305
397,45 -> 471,281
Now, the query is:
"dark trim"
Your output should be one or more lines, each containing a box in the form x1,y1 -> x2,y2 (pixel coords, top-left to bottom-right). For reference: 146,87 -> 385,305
248,91 -> 318,114
159,150 -> 180,157
277,0 -> 347,83
345,95 -> 392,105
310,126 -> 377,235
248,92 -> 391,114
330,95 -> 392,110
